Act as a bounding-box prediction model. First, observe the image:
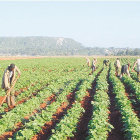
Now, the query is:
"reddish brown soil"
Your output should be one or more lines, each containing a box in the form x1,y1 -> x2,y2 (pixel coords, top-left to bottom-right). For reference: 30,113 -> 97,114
0,86 -> 29,109
71,91 -> 92,140
0,122 -> 23,140
70,69 -> 103,140
69,69 -> 75,72
23,69 -> 29,71
124,91 -> 140,119
18,87 -> 28,93
32,102 -> 68,140
1,84 -> 49,116
4,106 -> 16,112
0,56 -> 46,60
15,83 -> 36,97
67,92 -> 75,105
52,102 -> 68,120
120,78 -> 140,119
0,96 -> 6,104
31,80 -> 83,140
31,93 -> 74,140
3,95 -> 33,113
17,99 -> 26,105
107,73 -> 125,140
0,94 -> 56,139
24,94 -> 56,120
107,94 -> 125,140
39,103 -> 47,109
115,64 -> 140,117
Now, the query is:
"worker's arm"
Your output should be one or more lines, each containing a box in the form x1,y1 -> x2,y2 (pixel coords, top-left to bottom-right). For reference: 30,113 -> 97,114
132,61 -> 137,72
10,66 -> 21,86
4,71 -> 10,90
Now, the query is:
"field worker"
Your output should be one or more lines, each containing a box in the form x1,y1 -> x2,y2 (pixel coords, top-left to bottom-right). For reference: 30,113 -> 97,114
94,58 -> 97,65
132,58 -> 140,82
91,58 -> 97,73
120,63 -> 130,78
85,57 -> 90,67
103,59 -> 109,67
114,58 -> 121,77
1,64 -> 21,107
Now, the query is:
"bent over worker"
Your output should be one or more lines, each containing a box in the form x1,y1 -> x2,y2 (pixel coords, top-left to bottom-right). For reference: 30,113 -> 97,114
103,59 -> 109,67
132,58 -> 140,82
114,58 -> 121,77
85,57 -> 90,67
120,64 -> 130,78
1,64 -> 21,107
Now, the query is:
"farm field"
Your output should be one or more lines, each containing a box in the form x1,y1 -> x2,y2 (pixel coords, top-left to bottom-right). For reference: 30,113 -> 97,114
0,57 -> 140,140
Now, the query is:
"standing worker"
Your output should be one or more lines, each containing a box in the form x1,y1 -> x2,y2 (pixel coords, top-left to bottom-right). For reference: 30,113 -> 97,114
120,63 -> 130,78
132,58 -> 140,82
85,57 -> 90,67
114,58 -> 121,77
94,58 -> 97,65
91,58 -> 97,73
1,64 -> 21,108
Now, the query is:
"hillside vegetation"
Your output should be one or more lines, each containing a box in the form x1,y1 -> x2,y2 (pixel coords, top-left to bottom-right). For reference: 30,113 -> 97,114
0,37 -> 140,56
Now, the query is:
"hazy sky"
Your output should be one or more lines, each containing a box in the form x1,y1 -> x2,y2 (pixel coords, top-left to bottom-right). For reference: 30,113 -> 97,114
0,2 -> 140,48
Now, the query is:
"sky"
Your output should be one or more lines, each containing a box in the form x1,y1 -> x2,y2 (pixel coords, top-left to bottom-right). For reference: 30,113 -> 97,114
0,1 -> 140,48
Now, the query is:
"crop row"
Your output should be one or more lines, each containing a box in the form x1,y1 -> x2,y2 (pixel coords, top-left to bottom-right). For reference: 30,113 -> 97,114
0,67 -> 90,136
109,63 -> 140,139
121,75 -> 140,102
14,78 -> 82,139
0,59 -> 90,112
48,64 -> 103,139
87,67 -> 113,140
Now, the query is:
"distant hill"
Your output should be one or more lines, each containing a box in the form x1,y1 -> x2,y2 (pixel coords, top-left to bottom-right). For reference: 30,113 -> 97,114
0,37 -> 88,56
0,37 -> 139,56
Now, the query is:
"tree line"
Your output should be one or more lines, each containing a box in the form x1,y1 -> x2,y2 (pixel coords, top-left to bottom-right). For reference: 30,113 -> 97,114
0,37 -> 139,56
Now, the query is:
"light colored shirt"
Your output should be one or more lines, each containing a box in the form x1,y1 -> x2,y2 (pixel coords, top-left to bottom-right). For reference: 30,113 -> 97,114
9,71 -> 13,79
2,65 -> 21,90
137,59 -> 140,72
9,71 -> 13,83
92,60 -> 96,66
115,60 -> 121,68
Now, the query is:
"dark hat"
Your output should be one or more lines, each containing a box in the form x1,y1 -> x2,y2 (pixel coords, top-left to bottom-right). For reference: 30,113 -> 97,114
8,64 -> 15,71
10,64 -> 15,69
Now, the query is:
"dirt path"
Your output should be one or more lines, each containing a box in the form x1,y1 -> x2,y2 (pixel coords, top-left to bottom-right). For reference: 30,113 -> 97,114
107,70 -> 125,140
123,84 -> 140,119
70,69 -> 103,140
115,66 -> 140,118
71,91 -> 92,140
0,94 -> 56,140
0,86 -> 29,107
115,64 -> 140,119
0,56 -> 46,60
0,80 -> 82,140
0,84 -> 49,119
31,80 -> 83,140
